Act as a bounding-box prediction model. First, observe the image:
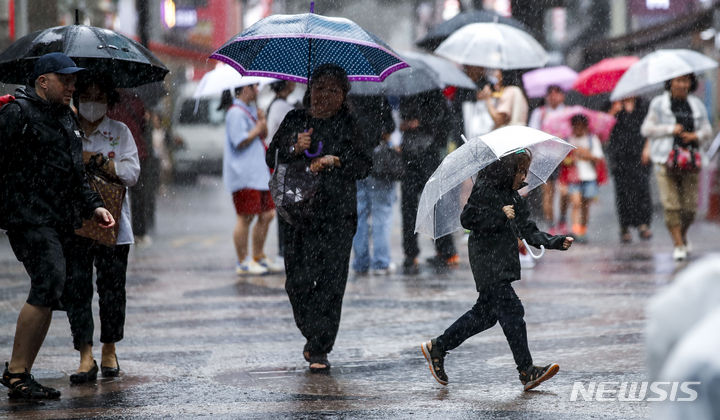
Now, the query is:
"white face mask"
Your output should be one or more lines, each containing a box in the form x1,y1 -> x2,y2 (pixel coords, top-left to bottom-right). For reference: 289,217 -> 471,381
78,101 -> 107,122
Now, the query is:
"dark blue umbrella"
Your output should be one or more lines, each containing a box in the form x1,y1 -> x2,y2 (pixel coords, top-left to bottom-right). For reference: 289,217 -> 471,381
0,24 -> 168,87
209,12 -> 408,84
416,9 -> 526,51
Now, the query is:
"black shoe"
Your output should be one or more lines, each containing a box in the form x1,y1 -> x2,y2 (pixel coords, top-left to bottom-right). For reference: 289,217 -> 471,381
2,362 -> 61,399
70,361 -> 98,384
420,339 -> 448,386
403,258 -> 419,275
101,355 -> 120,378
519,363 -> 559,391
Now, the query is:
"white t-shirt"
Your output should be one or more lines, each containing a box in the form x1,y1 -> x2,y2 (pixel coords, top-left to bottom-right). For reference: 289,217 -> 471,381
82,116 -> 140,245
567,133 -> 604,182
266,97 -> 295,148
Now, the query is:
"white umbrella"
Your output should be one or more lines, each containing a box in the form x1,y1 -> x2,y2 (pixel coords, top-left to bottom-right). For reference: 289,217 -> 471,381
415,126 -> 574,246
610,49 -> 718,101
193,64 -> 275,98
435,22 -> 548,70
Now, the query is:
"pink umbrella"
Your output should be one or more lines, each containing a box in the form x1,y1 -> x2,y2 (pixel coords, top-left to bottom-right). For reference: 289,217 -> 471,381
541,105 -> 617,142
522,65 -> 578,98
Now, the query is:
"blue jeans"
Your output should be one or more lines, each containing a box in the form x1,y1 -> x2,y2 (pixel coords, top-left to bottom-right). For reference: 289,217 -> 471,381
352,177 -> 395,271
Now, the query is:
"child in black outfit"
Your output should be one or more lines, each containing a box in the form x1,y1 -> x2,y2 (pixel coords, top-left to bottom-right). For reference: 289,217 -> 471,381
421,149 -> 573,391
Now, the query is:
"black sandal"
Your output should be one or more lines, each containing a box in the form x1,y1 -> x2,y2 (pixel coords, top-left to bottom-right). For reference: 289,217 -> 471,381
308,354 -> 330,373
2,362 -> 61,399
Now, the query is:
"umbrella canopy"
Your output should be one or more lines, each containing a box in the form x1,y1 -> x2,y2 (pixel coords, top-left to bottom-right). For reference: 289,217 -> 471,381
193,64 -> 275,98
610,49 -> 718,101
415,126 -> 574,239
0,24 -> 168,88
209,13 -> 407,84
416,9 -> 526,51
350,50 -> 476,96
435,22 -> 548,70
541,105 -> 617,142
522,65 -> 578,98
573,56 -> 638,96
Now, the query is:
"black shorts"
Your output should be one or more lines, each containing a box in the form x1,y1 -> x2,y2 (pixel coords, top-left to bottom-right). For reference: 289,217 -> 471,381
7,226 -> 84,310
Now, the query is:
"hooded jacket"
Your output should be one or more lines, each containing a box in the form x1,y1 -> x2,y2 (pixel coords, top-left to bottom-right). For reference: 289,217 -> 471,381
0,86 -> 104,230
461,169 -> 566,290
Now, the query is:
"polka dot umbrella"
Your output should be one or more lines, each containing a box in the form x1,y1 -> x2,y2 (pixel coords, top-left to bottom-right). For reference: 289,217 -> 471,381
209,10 -> 408,84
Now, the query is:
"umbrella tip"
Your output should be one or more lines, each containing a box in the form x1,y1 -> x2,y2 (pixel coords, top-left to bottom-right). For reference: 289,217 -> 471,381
75,9 -> 79,25
310,2 -> 314,13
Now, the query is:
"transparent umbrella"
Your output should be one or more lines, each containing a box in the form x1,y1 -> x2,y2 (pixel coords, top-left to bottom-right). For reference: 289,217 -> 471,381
415,126 -> 574,247
193,64 -> 275,98
610,49 -> 717,101
435,22 -> 548,70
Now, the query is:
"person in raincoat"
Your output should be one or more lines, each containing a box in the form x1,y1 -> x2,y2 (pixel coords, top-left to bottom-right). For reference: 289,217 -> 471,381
420,150 -> 573,391
61,77 -> 140,383
266,64 -> 372,372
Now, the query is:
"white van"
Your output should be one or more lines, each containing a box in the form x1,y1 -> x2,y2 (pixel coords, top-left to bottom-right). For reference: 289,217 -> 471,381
172,82 -> 226,182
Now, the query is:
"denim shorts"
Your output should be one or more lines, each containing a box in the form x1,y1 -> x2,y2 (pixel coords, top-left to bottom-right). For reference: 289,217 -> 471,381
567,180 -> 599,199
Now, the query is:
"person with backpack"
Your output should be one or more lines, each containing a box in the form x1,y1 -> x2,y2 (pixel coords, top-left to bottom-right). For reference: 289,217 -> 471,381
0,53 -> 115,399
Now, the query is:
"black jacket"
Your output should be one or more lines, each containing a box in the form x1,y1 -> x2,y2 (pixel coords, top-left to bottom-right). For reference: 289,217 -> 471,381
461,178 -> 566,290
0,86 -> 104,230
266,107 -> 372,223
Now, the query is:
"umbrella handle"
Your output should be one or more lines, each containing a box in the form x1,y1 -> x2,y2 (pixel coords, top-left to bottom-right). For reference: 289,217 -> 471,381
522,239 -> 545,259
304,141 -> 323,158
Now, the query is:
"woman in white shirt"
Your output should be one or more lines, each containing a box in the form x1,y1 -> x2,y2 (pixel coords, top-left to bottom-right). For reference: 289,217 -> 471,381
640,74 -> 712,261
63,78 -> 140,383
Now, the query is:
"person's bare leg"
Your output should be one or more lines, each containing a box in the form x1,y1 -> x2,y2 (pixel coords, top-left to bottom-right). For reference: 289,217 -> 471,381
101,342 -> 117,368
570,192 -> 582,233
8,303 -> 52,380
542,181 -> 555,223
558,185 -> 569,225
77,343 -> 95,373
252,210 -> 275,260
233,214 -> 253,263
669,226 -> 684,247
581,197 -> 591,227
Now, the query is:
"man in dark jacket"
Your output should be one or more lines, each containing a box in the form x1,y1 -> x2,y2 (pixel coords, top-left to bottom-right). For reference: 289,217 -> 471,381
0,53 -> 115,399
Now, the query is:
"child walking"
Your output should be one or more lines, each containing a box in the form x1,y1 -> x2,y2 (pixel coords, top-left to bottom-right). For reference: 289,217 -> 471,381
420,150 -> 573,391
564,114 -> 605,243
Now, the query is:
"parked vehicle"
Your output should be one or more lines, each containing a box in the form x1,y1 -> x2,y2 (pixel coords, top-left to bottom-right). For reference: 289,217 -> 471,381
172,82 -> 225,182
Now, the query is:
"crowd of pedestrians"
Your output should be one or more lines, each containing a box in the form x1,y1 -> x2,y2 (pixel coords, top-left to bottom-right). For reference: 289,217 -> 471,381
0,43 -> 716,400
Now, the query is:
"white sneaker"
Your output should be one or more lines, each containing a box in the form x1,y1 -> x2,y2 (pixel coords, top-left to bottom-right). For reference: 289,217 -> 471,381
684,241 -> 693,255
519,252 -> 536,269
258,257 -> 284,273
673,246 -> 687,261
236,260 -> 268,276
371,263 -> 396,276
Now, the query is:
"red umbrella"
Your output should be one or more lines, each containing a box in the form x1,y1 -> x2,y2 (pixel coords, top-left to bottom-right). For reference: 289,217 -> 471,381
573,56 -> 638,96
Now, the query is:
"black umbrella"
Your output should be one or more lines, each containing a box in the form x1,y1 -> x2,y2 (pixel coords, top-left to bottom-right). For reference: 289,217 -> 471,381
0,24 -> 168,87
416,9 -> 526,51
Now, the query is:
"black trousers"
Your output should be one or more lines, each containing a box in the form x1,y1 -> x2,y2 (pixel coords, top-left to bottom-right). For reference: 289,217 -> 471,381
63,238 -> 130,351
284,217 -> 355,356
435,281 -> 533,372
401,159 -> 456,260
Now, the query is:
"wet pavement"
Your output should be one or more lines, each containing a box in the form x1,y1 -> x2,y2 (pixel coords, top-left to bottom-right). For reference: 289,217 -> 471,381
1,175 -> 718,419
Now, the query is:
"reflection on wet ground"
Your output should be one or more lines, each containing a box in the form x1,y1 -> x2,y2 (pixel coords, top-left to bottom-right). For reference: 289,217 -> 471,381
1,176 -> 718,418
